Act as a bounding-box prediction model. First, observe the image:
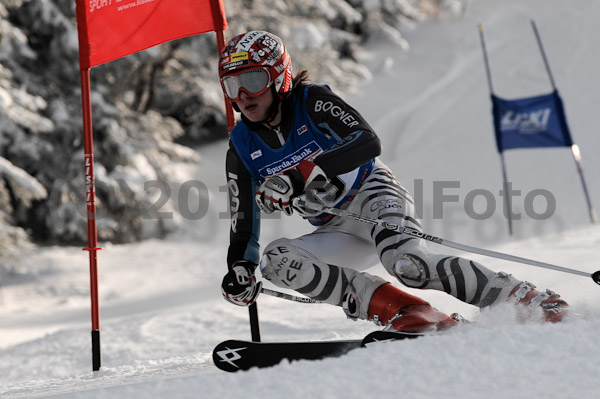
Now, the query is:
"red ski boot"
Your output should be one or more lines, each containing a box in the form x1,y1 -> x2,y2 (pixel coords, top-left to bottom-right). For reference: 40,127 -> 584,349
367,283 -> 459,333
508,282 -> 569,323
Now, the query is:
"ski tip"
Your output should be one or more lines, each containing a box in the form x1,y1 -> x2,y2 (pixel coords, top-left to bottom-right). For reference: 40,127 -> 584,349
212,340 -> 252,373
592,270 -> 600,285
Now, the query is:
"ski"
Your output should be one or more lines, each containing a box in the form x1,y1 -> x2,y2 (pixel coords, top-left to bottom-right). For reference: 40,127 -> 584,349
212,331 -> 423,372
212,339 -> 361,372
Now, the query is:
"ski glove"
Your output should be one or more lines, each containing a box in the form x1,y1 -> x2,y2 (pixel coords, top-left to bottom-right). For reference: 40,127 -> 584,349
255,160 -> 326,216
221,260 -> 262,307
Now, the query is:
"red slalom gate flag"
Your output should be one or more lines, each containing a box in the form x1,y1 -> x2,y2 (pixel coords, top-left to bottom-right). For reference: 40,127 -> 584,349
74,0 -> 231,372
75,0 -> 228,69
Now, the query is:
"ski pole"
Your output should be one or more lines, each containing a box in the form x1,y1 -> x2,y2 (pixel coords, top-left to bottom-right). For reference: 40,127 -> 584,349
260,287 -> 324,304
292,198 -> 600,285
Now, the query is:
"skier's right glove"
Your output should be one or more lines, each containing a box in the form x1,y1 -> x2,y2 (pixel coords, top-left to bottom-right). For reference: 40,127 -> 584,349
255,160 -> 327,216
221,260 -> 262,307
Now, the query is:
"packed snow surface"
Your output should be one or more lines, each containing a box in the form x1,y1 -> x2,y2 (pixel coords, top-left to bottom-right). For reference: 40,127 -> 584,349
1,0 -> 599,398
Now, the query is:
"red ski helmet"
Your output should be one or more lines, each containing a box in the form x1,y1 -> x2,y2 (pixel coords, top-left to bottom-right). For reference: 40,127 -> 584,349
219,31 -> 293,101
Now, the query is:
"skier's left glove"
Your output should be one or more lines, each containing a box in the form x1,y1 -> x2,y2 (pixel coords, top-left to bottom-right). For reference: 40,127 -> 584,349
221,260 -> 262,307
255,160 -> 326,216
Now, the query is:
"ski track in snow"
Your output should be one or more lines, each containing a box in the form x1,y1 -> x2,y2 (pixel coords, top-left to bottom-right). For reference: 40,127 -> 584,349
2,0 -> 600,398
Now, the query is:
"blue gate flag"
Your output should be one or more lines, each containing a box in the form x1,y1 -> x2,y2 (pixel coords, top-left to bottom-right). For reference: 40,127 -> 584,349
491,90 -> 573,152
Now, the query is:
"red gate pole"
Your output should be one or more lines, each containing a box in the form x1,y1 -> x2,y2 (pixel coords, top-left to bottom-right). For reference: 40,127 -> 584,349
79,67 -> 103,373
215,30 -> 235,132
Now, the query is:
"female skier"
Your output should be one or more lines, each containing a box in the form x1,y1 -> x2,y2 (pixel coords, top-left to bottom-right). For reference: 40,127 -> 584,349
219,31 -> 568,332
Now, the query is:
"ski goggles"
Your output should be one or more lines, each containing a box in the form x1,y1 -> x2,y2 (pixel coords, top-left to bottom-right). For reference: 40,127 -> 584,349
220,68 -> 272,101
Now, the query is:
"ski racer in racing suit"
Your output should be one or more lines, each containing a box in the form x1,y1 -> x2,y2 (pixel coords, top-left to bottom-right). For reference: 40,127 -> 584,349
219,31 -> 569,332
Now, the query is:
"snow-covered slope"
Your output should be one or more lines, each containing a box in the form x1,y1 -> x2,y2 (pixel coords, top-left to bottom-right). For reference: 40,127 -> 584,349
1,0 -> 599,398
